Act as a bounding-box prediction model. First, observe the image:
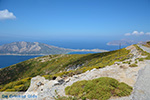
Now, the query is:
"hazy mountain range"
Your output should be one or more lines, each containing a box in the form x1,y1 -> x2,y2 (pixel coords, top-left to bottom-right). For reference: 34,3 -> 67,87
107,39 -> 136,46
0,41 -> 108,55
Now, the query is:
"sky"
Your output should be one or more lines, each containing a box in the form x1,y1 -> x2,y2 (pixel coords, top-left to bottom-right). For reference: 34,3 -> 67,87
0,0 -> 150,49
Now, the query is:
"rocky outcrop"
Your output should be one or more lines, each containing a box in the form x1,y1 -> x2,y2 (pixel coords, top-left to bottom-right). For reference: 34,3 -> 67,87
25,59 -> 146,99
23,45 -> 148,100
25,76 -> 70,100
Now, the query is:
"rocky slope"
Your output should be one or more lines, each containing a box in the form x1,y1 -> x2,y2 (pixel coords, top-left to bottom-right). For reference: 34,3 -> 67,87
22,45 -> 148,100
25,61 -> 145,100
0,48 -> 129,85
0,41 -> 108,55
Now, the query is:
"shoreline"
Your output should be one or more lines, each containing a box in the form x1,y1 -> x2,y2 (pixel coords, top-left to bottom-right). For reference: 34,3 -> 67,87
0,54 -> 50,56
0,51 -> 105,56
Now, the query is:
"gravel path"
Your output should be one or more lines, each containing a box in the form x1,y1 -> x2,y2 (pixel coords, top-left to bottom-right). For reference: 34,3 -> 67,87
131,45 -> 150,100
138,44 -> 150,53
131,60 -> 150,100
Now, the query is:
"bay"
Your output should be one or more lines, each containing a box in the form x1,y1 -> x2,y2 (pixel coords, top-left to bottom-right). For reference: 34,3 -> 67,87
0,44 -> 127,69
0,52 -> 98,68
0,55 -> 41,69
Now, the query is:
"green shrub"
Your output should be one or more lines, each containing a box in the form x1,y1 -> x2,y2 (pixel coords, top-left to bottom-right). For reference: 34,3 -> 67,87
123,60 -> 132,64
135,61 -> 138,64
55,96 -> 78,100
65,77 -> 133,100
145,55 -> 150,60
0,77 -> 31,92
14,85 -> 24,91
4,89 -> 15,92
129,63 -> 138,67
114,82 -> 133,96
139,58 -> 144,61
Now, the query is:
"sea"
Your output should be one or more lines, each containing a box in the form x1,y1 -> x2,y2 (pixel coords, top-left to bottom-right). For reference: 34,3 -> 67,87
0,43 -> 128,69
0,52 -> 97,68
0,55 -> 41,69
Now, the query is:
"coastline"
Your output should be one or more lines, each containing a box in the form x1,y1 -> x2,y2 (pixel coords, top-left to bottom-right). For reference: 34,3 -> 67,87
0,49 -> 108,56
0,54 -> 47,56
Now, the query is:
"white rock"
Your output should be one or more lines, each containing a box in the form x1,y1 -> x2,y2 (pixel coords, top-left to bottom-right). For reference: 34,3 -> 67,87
90,68 -> 96,72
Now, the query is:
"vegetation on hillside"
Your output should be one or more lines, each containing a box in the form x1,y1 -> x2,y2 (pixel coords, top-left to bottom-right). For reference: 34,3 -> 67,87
129,63 -> 138,67
142,41 -> 150,48
0,48 -> 132,92
56,77 -> 132,100
0,77 -> 31,92
134,44 -> 150,60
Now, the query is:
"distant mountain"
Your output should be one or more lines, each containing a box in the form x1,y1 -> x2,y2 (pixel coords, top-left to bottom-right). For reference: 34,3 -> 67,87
107,39 -> 136,46
0,41 -> 73,55
0,41 -> 108,55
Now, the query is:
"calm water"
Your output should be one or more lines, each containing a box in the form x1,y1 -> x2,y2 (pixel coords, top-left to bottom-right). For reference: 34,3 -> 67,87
0,43 -> 128,69
0,55 -> 41,68
0,52 -> 98,68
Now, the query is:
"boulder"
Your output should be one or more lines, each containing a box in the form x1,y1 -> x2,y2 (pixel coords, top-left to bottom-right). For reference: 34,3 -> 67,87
26,76 -> 46,92
26,76 -> 60,93
25,76 -> 62,100
55,76 -> 65,85
120,65 -> 128,69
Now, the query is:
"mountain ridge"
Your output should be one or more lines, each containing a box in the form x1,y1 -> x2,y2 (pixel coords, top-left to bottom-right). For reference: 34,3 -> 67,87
0,41 -> 108,55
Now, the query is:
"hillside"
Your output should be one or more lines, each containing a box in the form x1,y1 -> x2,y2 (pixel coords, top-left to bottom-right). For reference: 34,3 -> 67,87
1,44 -> 150,99
0,48 -> 131,87
143,41 -> 150,48
0,41 -> 108,55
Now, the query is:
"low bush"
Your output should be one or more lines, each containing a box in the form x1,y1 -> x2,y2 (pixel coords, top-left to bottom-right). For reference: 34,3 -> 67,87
64,77 -> 133,100
138,58 -> 144,61
0,77 -> 31,92
135,61 -> 138,64
4,89 -> 15,92
145,55 -> 150,60
123,60 -> 131,64
129,63 -> 138,67
55,96 -> 78,100
114,82 -> 133,97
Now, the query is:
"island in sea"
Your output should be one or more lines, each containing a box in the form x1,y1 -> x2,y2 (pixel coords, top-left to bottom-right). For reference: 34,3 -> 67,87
0,41 -> 108,55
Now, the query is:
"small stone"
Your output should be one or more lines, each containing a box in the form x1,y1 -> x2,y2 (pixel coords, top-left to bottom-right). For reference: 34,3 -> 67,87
37,81 -> 44,87
55,76 -> 62,81
65,78 -> 71,83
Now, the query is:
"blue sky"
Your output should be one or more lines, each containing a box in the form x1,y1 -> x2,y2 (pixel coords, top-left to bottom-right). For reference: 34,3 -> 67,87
0,0 -> 150,49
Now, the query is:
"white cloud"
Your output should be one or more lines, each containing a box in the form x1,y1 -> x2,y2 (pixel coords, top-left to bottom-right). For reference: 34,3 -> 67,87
125,31 -> 146,36
139,31 -> 144,35
132,31 -> 139,35
0,9 -> 16,20
125,33 -> 131,36
146,32 -> 150,35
